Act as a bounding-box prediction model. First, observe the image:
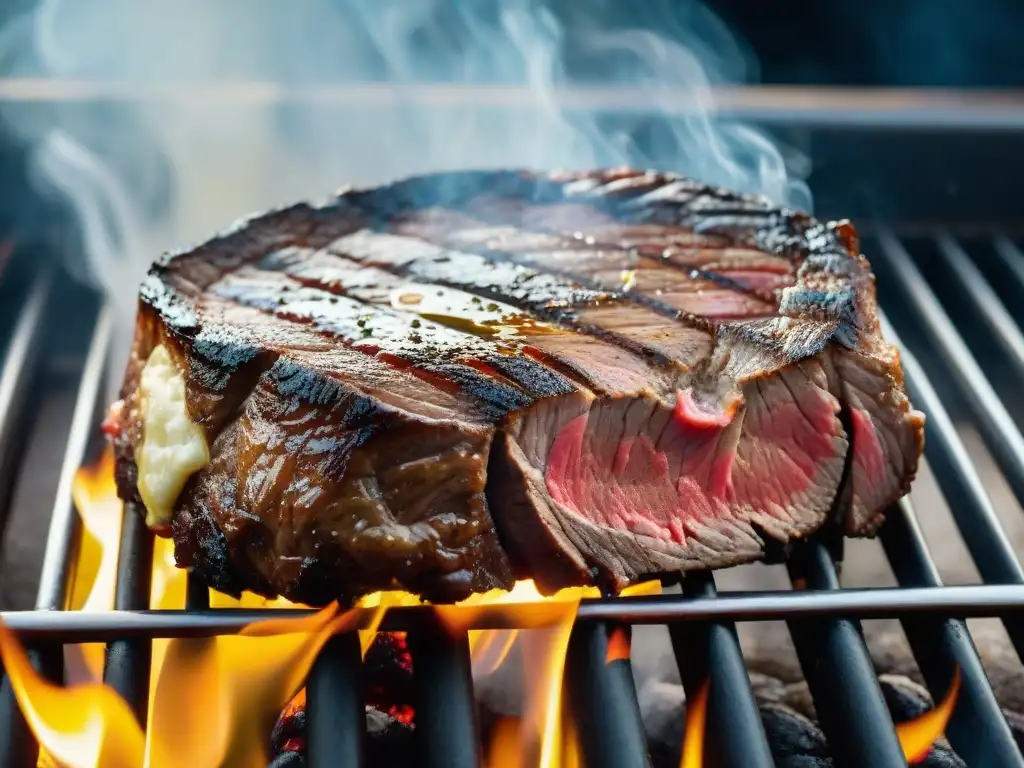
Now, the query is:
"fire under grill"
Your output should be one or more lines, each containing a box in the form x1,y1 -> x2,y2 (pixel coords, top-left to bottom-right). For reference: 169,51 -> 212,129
2,104 -> 1024,768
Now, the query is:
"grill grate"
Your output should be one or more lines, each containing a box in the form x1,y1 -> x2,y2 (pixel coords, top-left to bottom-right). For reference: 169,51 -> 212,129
0,230 -> 1023,768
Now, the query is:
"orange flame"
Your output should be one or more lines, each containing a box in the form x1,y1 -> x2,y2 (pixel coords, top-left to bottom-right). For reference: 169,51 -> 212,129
1,604 -> 368,768
605,625 -> 631,664
897,667 -> 961,764
488,716 -> 523,768
0,619 -> 144,768
146,603 -> 377,767
63,447 -> 666,768
68,449 -> 123,681
473,582 -> 657,767
679,680 -> 709,768
68,449 -> 963,768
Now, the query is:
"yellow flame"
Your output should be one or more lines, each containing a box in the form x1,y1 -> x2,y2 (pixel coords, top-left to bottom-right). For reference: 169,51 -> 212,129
560,713 -> 584,768
472,581 -> 662,767
68,448 -> 664,768
70,448 -> 965,768
147,603 -> 376,768
896,667 -> 961,764
679,680 -> 709,768
477,601 -> 580,768
68,449 -> 124,681
351,590 -> 421,658
0,616 -> 145,768
488,717 -> 523,768
521,601 -> 580,767
2,604 -> 379,768
486,712 -> 584,768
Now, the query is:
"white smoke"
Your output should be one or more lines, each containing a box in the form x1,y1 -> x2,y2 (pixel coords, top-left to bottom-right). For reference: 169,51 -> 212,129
0,0 -> 811,324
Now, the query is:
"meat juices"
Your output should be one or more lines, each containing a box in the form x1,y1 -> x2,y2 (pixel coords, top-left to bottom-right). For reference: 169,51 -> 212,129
106,169 -> 924,605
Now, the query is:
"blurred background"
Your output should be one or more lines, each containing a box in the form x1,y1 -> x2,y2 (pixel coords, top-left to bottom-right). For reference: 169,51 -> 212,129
0,0 -> 1022,316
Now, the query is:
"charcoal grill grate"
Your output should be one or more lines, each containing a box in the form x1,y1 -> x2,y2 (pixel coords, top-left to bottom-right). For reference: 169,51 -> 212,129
1,228 -> 1024,767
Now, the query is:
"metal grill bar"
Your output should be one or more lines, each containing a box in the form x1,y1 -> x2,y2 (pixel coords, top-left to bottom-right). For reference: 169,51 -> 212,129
35,305 -> 113,612
0,265 -> 58,768
888,331 -> 1024,657
184,572 -> 210,611
306,632 -> 365,768
872,235 -> 1024,764
6,584 -> 1024,638
933,234 -> 1024,386
408,616 -> 480,768
877,231 -> 1024,507
880,499 -> 1024,765
566,622 -> 651,768
786,542 -> 906,767
102,511 -> 154,724
991,237 -> 1024,308
0,268 -> 54,525
670,574 -> 773,768
0,674 -> 33,768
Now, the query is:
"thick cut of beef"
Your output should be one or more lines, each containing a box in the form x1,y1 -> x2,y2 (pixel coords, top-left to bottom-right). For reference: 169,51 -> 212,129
106,169 -> 924,604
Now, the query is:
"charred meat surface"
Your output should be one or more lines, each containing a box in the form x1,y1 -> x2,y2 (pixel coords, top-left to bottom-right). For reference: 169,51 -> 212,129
107,168 -> 924,604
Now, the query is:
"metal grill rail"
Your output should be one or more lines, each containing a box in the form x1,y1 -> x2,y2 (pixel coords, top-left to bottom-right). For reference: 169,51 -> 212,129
0,232 -> 1022,767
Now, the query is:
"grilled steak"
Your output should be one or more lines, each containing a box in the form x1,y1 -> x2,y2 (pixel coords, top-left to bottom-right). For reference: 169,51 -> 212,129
107,168 -> 924,605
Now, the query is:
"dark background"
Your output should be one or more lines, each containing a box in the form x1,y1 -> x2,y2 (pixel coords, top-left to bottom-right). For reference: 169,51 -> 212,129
574,0 -> 1024,88
2,0 -> 1023,88
407,0 -> 1024,89
704,0 -> 1024,88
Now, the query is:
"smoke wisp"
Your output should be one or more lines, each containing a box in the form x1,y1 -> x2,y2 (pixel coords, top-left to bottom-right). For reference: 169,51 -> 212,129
0,0 -> 811,321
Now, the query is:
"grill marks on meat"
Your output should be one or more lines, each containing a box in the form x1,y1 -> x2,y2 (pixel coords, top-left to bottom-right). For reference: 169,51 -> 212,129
110,169 -> 924,604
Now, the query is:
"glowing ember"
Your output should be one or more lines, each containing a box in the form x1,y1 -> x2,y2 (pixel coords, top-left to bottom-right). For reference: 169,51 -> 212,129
679,680 -> 709,768
897,667 -> 961,764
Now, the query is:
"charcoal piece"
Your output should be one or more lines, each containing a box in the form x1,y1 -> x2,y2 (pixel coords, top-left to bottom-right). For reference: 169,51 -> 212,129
365,707 -> 415,767
364,632 -> 415,724
917,748 -> 967,768
636,672 -> 971,768
638,679 -> 686,768
748,670 -> 788,705
269,702 -> 306,756
760,702 -> 829,761
775,757 -> 832,768
878,673 -> 934,721
267,752 -> 304,768
268,705 -> 413,767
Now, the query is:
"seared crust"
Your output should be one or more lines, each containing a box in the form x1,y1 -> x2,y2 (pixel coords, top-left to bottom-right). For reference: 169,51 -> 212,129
108,169 -> 924,604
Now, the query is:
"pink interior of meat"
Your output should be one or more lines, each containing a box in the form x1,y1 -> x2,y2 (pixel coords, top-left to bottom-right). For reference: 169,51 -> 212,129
544,382 -> 843,544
